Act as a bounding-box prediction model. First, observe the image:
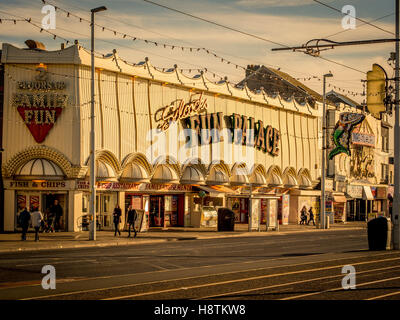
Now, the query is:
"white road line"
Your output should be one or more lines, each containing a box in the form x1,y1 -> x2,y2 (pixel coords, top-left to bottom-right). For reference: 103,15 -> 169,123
16,259 -> 97,267
282,275 -> 400,300
17,252 -> 398,299
103,256 -> 400,300
197,264 -> 400,300
366,290 -> 400,300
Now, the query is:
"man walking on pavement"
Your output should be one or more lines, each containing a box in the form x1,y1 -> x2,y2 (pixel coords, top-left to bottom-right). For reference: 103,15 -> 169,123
31,206 -> 44,242
113,204 -> 122,236
19,206 -> 31,241
51,199 -> 63,232
126,205 -> 138,238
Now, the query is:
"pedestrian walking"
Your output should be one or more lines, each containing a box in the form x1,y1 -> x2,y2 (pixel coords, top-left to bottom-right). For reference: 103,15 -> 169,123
46,208 -> 55,233
50,199 -> 63,232
308,207 -> 316,226
31,206 -> 44,242
19,206 -> 31,241
126,206 -> 138,238
300,206 -> 307,225
113,204 -> 122,236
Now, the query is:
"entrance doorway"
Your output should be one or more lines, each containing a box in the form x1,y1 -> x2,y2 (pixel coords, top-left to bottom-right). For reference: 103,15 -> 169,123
149,195 -> 164,227
96,192 -> 117,230
15,191 -> 67,231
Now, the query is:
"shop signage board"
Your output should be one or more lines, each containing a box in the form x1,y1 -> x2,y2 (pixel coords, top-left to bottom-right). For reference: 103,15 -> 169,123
376,187 -> 387,199
266,199 -> 278,230
282,194 -> 290,225
351,132 -> 375,147
250,198 -> 260,231
76,181 -> 192,192
347,185 -> 363,199
12,65 -> 69,143
8,180 -> 70,189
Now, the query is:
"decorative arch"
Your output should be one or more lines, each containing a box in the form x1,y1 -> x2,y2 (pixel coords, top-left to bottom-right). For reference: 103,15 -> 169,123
207,160 -> 231,178
181,158 -> 207,178
151,164 -> 179,183
3,145 -> 75,178
121,152 -> 153,177
94,149 -> 121,173
152,155 -> 181,177
266,165 -> 283,186
282,166 -> 298,187
297,168 -> 312,189
230,162 -> 249,185
249,164 -> 267,185
206,161 -> 231,185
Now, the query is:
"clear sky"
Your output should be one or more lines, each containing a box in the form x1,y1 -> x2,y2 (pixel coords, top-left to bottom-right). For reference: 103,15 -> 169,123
0,0 -> 396,102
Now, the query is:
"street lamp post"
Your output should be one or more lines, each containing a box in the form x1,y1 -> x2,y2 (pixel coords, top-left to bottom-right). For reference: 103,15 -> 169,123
321,72 -> 333,230
394,0 -> 400,249
89,6 -> 107,241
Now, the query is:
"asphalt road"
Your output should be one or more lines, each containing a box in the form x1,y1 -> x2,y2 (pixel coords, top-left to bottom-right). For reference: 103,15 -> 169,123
0,228 -> 399,300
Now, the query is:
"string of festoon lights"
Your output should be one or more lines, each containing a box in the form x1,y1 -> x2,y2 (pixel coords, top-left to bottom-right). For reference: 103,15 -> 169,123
1,7 -> 383,99
27,0 -> 369,97
3,16 -> 374,98
5,67 -> 330,141
6,63 -> 338,110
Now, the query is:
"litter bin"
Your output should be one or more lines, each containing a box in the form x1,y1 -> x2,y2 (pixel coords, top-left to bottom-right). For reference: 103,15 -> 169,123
367,216 -> 392,250
217,208 -> 235,231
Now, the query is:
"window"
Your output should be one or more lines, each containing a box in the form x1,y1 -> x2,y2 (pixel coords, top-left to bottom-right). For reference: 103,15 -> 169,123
381,164 -> 389,184
381,126 -> 389,153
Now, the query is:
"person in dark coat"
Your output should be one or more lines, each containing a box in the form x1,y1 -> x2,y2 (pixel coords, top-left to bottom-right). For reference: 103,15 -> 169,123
126,206 -> 138,238
300,206 -> 307,225
19,206 -> 31,241
50,199 -> 63,232
113,204 -> 122,236
308,207 -> 315,226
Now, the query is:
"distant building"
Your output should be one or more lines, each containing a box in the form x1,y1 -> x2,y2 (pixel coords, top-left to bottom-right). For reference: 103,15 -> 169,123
326,90 -> 392,221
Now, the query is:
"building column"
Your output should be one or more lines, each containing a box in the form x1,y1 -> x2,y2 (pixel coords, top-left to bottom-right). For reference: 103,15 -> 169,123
68,191 -> 83,232
118,191 -> 125,229
4,189 -> 15,231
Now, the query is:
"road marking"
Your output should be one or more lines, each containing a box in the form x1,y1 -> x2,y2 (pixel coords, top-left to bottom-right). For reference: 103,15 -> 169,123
16,259 -> 97,267
367,290 -> 400,300
103,256 -> 400,300
197,264 -> 400,299
282,275 -> 400,300
17,251 -> 398,299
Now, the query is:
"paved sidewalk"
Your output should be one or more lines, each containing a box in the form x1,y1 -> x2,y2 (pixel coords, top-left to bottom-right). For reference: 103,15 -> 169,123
0,222 -> 366,253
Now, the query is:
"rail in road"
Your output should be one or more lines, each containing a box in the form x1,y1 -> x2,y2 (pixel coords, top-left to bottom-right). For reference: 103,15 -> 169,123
0,229 -> 399,300
5,252 -> 399,300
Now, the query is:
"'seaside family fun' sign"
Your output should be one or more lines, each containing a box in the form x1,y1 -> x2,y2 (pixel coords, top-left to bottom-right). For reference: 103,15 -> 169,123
12,65 -> 69,143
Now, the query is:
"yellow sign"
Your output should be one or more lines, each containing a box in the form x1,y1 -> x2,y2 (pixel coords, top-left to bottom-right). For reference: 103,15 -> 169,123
367,64 -> 387,117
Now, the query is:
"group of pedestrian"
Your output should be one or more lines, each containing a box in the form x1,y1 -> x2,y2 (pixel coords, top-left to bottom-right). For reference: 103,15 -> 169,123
113,204 -> 138,238
18,205 -> 43,241
299,206 -> 315,226
18,200 -> 63,241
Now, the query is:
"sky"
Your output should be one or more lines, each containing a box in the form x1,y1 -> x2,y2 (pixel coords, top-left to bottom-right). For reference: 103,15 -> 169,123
0,0 -> 396,102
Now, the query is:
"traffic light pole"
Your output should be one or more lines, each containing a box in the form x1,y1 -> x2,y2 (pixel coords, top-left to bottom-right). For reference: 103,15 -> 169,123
393,0 -> 400,250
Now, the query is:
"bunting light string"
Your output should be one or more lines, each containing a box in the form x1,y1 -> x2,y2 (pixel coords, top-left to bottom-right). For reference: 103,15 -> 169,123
2,12 -> 367,97
38,0 -> 367,89
7,61 -> 383,100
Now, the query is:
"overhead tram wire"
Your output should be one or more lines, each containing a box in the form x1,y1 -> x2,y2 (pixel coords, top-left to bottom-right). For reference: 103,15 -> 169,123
1,9 -> 368,97
312,0 -> 395,36
37,1 -> 368,84
48,0 -> 312,78
323,12 -> 394,39
140,0 -> 369,76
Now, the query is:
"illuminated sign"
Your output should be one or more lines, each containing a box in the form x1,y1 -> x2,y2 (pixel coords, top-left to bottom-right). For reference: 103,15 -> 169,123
154,93 -> 207,131
12,65 -> 69,143
184,112 -> 280,156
